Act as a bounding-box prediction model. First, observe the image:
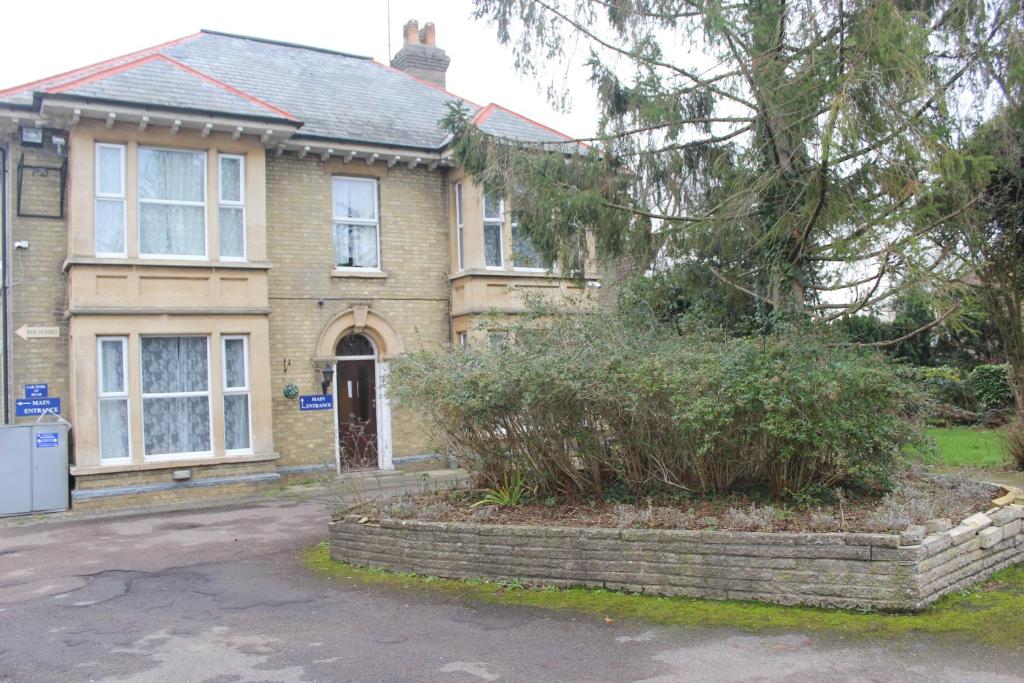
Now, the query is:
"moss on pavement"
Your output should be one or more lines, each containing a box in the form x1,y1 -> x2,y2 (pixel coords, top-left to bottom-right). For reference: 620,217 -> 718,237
303,542 -> 1024,649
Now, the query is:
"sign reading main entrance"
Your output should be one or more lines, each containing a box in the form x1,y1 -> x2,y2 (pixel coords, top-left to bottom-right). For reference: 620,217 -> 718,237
299,394 -> 333,411
15,397 -> 61,416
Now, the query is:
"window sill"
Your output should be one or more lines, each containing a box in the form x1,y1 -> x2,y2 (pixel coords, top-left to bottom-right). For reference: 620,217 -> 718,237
64,256 -> 273,271
331,269 -> 388,279
450,268 -> 598,282
70,451 -> 279,476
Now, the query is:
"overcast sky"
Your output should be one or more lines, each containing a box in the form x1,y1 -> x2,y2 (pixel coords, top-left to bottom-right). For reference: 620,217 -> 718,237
1,0 -> 598,140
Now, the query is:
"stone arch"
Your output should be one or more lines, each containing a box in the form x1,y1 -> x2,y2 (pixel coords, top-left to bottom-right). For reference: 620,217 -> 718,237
315,305 -> 405,360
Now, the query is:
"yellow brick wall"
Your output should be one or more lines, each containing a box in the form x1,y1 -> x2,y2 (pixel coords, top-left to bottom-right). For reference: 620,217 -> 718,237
265,156 -> 451,467
5,134 -> 71,423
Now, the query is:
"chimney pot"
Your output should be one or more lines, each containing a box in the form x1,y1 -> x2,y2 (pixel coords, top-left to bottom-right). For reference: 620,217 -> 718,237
420,22 -> 436,46
403,19 -> 420,45
391,19 -> 451,89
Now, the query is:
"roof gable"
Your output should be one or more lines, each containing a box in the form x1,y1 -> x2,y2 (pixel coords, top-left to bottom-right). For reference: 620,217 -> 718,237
1,30 -> 579,151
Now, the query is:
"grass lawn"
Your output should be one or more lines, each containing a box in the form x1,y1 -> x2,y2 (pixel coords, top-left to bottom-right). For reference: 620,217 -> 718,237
923,427 -> 1006,469
304,542 -> 1024,649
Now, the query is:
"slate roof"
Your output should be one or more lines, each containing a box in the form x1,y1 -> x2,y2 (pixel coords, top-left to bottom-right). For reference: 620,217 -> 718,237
0,30 -> 579,151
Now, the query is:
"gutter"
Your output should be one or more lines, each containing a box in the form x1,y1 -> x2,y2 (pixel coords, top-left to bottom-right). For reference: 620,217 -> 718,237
1,145 -> 8,423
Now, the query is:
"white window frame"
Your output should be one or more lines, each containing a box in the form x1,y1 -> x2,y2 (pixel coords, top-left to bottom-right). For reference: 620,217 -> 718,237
458,331 -> 468,349
483,192 -> 504,269
140,335 -> 214,460
94,143 -> 127,257
138,146 -> 209,261
218,154 -> 247,262
332,176 -> 381,272
221,334 -> 254,455
454,182 -> 464,271
97,336 -> 131,463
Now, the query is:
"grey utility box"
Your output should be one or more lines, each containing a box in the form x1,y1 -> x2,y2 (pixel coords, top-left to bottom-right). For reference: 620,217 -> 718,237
0,422 -> 70,516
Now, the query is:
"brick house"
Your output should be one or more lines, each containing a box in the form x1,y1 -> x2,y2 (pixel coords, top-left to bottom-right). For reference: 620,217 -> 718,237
0,24 -> 597,511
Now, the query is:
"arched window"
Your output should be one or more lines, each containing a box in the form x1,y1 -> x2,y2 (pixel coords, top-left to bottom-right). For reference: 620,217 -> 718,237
336,333 -> 375,357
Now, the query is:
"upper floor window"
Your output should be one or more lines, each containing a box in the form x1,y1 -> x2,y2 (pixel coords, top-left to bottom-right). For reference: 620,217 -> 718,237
454,182 -> 464,271
333,177 -> 379,270
511,216 -> 543,270
139,147 -> 207,258
218,155 -> 246,260
95,143 -> 126,257
483,191 -> 503,268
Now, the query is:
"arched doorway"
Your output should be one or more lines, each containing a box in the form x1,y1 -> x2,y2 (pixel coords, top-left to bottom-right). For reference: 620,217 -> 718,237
334,333 -> 378,470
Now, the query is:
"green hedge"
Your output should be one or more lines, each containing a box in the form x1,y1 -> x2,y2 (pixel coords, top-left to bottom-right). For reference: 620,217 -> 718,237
390,308 -> 923,501
967,364 -> 1014,411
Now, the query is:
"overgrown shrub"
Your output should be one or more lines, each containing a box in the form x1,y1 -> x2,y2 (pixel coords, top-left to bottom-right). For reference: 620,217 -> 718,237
390,307 -> 924,501
967,364 -> 1015,411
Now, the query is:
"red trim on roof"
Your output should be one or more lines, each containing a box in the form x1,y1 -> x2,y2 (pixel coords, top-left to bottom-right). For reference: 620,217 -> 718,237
41,53 -> 297,121
479,102 -> 586,146
471,103 -> 498,126
0,33 -> 202,98
156,56 -> 297,121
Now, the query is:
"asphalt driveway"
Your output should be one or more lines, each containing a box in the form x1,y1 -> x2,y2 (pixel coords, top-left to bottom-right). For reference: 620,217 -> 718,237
1,497 -> 1022,682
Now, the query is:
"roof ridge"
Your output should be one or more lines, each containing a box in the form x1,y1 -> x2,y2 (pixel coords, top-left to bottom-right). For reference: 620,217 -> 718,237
368,59 -> 482,110
484,101 -> 585,145
200,29 -> 372,60
0,32 -> 202,99
156,55 -> 298,121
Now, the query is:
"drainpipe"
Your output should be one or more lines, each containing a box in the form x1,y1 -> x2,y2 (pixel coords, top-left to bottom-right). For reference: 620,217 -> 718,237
0,144 -> 9,423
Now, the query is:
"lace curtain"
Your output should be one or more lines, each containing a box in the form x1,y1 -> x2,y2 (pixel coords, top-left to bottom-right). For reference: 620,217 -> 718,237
512,223 -> 542,268
95,145 -> 125,255
141,337 -> 211,455
333,179 -> 376,220
484,222 -> 502,267
333,223 -> 378,268
99,339 -> 128,460
223,337 -> 250,451
332,178 -> 378,268
139,148 -> 206,256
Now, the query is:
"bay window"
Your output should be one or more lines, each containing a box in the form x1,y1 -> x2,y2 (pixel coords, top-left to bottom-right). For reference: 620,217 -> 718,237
141,336 -> 212,457
98,337 -> 130,461
483,192 -> 503,268
218,154 -> 246,259
138,147 -> 207,258
222,335 -> 252,453
95,143 -> 126,256
333,177 -> 379,269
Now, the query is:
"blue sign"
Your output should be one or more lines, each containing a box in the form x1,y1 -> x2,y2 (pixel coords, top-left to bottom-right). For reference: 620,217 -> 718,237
25,384 -> 48,398
299,394 -> 333,411
35,432 -> 59,448
15,397 -> 61,417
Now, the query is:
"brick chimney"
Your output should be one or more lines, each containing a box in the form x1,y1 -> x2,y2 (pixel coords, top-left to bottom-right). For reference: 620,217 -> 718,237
390,20 -> 451,89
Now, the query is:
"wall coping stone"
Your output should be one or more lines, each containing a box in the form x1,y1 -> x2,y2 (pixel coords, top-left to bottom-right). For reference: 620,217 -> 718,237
329,503 -> 1024,611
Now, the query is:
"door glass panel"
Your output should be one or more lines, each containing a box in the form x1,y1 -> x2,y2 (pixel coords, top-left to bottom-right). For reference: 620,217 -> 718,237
356,364 -> 372,422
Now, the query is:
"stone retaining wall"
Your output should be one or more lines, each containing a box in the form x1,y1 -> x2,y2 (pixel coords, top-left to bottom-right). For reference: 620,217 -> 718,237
329,505 -> 1024,611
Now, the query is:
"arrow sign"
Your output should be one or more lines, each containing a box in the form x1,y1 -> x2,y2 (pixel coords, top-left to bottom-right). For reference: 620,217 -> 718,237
15,397 -> 61,416
15,325 -> 60,340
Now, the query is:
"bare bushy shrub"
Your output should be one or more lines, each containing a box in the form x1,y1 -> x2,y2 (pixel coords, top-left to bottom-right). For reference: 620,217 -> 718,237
864,468 -> 992,531
1005,418 -> 1024,470
723,504 -> 779,531
613,503 -> 696,528
390,304 -> 923,501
